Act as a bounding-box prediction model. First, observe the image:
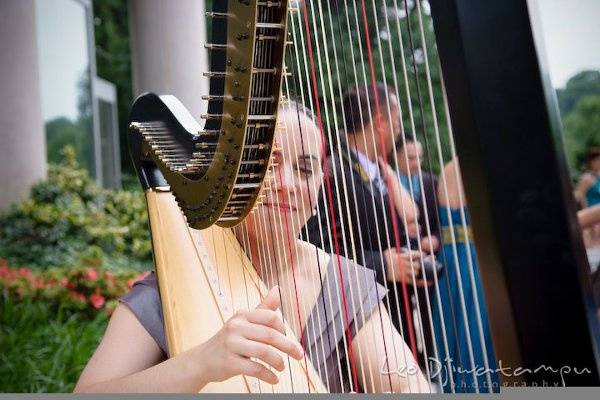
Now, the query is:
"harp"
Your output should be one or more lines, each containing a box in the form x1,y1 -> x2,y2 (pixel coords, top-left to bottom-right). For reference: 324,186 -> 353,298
128,0 -> 600,393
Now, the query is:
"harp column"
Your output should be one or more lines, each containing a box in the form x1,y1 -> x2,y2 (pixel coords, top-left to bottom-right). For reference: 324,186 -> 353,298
0,0 -> 46,211
128,0 -> 209,117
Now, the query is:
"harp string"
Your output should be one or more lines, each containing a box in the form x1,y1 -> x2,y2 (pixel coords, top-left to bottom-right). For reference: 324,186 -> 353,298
386,0 -> 450,387
284,17 -> 341,391
285,12 -> 354,391
297,0 -> 366,391
390,0 -> 464,390
318,0 -> 393,392
278,98 -> 330,389
313,1 -> 382,389
305,0 -> 379,392
439,61 -> 495,391
401,0 -> 486,390
312,0 -> 408,392
334,0 -> 413,392
363,0 -> 439,389
287,5 -> 356,391
389,1 -> 457,388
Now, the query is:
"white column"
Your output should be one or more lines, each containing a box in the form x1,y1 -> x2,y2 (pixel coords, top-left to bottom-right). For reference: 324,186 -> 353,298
129,0 -> 209,118
0,0 -> 46,211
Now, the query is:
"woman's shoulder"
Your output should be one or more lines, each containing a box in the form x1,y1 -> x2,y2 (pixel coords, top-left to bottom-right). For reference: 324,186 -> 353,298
580,172 -> 598,186
119,271 -> 168,356
324,253 -> 388,308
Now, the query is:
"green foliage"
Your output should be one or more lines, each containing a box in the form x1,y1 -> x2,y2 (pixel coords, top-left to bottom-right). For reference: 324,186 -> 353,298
287,1 -> 450,173
563,95 -> 600,173
93,0 -> 134,174
0,292 -> 108,392
0,260 -> 148,317
556,70 -> 600,116
0,146 -> 152,270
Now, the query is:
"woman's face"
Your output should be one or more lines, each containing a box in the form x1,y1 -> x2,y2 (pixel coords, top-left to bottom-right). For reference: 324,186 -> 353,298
590,155 -> 600,173
397,141 -> 422,175
245,108 -> 323,241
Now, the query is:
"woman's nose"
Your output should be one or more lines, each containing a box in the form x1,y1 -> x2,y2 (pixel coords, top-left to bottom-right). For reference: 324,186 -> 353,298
272,162 -> 296,194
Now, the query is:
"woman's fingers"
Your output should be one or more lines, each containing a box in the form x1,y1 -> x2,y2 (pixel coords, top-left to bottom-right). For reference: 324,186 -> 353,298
257,286 -> 281,311
235,356 -> 279,385
243,323 -> 304,360
233,339 -> 286,372
245,309 -> 286,335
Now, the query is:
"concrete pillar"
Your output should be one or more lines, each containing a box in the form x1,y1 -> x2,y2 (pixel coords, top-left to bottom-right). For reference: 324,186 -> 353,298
0,0 -> 46,211
129,0 -> 209,118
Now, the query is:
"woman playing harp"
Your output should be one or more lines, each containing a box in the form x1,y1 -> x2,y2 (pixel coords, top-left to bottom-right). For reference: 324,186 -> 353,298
74,103 -> 429,393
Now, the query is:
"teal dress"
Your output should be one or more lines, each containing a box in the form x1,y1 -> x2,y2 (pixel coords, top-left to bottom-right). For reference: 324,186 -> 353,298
432,208 -> 499,393
586,175 -> 600,207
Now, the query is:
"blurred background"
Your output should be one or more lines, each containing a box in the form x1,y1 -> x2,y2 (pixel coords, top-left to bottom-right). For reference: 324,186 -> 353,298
0,0 -> 598,392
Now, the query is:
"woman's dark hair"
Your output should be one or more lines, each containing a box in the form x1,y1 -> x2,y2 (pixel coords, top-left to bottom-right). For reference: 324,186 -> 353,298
342,83 -> 395,134
585,147 -> 600,170
394,132 -> 416,150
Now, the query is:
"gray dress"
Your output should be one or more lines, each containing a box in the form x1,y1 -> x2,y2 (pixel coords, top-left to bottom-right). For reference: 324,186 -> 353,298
120,255 -> 386,393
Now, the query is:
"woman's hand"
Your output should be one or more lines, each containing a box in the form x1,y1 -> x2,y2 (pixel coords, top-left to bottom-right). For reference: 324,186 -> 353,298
383,248 -> 432,287
192,286 -> 304,386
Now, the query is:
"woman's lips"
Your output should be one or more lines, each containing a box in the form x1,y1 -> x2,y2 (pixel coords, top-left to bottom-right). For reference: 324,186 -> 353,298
262,201 -> 297,212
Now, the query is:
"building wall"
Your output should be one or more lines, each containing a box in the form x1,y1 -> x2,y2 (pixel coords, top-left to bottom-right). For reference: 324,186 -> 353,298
0,0 -> 46,211
129,0 -> 209,118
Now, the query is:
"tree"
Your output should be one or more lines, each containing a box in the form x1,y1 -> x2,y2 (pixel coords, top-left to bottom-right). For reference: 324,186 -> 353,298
563,94 -> 600,174
556,70 -> 600,116
93,0 -> 134,174
287,0 -> 449,173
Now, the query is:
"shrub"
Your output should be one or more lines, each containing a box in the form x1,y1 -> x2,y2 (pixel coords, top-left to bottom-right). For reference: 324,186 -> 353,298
0,146 -> 152,270
0,259 -> 149,317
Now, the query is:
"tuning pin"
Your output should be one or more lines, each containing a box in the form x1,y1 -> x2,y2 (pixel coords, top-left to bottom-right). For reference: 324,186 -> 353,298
205,12 -> 229,18
204,44 -> 228,50
201,113 -> 225,120
203,72 -> 227,78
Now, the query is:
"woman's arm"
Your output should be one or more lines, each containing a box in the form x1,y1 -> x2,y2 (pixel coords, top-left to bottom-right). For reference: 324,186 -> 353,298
578,204 -> 600,229
353,305 -> 431,393
378,157 -> 419,232
75,287 -> 303,393
575,173 -> 595,208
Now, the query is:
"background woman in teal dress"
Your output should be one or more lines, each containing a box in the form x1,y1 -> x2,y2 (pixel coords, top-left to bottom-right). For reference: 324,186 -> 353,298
432,158 -> 499,393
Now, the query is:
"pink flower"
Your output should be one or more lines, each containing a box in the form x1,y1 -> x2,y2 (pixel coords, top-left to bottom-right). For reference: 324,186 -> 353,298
0,265 -> 9,278
85,268 -> 98,282
105,271 -> 114,282
33,279 -> 45,289
90,292 -> 106,309
18,267 -> 32,278
60,277 -> 69,287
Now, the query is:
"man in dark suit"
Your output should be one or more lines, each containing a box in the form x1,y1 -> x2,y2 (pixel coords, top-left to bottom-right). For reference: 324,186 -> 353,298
304,83 -> 434,368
